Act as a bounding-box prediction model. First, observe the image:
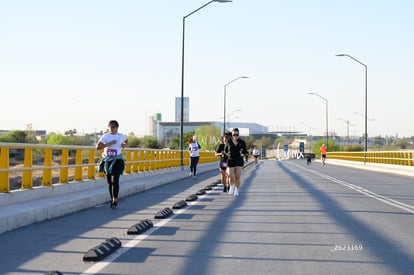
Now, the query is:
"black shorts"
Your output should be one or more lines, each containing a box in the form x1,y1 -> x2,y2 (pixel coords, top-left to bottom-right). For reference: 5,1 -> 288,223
228,159 -> 244,168
219,161 -> 228,171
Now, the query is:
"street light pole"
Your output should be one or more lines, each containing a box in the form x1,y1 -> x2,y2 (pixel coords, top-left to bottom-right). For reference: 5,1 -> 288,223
179,0 -> 232,168
336,54 -> 368,164
308,92 -> 329,149
223,76 -> 248,134
338,118 -> 351,149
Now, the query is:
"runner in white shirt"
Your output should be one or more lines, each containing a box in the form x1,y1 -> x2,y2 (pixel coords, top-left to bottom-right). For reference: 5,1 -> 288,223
252,146 -> 260,164
188,135 -> 201,178
96,120 -> 128,209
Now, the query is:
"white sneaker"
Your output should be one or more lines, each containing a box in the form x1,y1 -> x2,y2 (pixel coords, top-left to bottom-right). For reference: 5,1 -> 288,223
234,188 -> 239,196
228,185 -> 235,195
189,172 -> 192,176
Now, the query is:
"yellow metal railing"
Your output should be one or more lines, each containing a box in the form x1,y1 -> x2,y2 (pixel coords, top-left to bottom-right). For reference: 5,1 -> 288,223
0,143 -> 216,193
328,151 -> 414,166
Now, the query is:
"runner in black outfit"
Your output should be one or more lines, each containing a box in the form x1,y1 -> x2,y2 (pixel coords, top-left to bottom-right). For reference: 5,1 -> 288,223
215,132 -> 231,192
224,128 -> 247,197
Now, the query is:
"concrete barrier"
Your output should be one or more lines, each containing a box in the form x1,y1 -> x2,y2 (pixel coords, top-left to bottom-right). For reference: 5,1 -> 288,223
0,163 -> 218,234
323,159 -> 414,178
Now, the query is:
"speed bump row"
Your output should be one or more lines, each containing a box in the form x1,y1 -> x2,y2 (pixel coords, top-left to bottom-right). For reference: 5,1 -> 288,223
83,179 -> 216,262
154,207 -> 174,219
83,237 -> 122,262
127,219 -> 153,235
173,200 -> 188,209
185,194 -> 198,201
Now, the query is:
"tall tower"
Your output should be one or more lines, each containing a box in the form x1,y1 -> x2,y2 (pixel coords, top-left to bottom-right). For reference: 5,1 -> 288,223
175,97 -> 189,122
154,113 -> 162,140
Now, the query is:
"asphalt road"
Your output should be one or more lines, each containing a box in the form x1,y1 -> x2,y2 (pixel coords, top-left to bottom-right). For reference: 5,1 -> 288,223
1,159 -> 414,275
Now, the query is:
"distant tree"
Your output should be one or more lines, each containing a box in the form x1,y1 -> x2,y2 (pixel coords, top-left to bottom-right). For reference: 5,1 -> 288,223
244,136 -> 256,151
0,130 -> 27,143
395,138 -> 411,150
141,136 -> 162,149
127,135 -> 141,148
84,133 -> 98,145
24,132 -> 38,143
274,136 -> 288,148
168,131 -> 196,150
67,135 -> 90,146
12,130 -> 27,143
46,133 -> 71,145
185,131 -> 195,143
256,136 -> 273,148
168,135 -> 180,150
64,129 -> 77,136
312,139 -> 340,156
195,126 -> 220,151
344,144 -> 364,151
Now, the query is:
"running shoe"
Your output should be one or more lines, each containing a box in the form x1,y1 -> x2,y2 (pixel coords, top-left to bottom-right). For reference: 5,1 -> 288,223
228,185 -> 235,195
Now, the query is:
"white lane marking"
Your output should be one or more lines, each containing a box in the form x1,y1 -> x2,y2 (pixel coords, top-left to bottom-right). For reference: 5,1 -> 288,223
289,162 -> 414,214
80,188 -> 217,275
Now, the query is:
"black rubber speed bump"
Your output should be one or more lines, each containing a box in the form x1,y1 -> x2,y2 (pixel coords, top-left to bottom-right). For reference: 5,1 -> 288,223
154,207 -> 173,219
83,237 -> 122,261
127,219 -> 153,235
204,185 -> 212,191
185,194 -> 198,201
172,200 -> 187,209
196,189 -> 206,195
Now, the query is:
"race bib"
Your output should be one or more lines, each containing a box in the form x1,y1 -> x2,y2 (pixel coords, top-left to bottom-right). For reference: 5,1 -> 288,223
107,149 -> 117,157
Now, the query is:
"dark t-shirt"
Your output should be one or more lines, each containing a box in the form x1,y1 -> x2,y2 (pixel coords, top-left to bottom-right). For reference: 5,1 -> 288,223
216,143 -> 228,163
224,138 -> 247,167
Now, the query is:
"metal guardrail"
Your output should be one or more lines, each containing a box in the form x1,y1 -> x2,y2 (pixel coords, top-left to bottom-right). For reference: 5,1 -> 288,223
0,143 -> 217,193
328,151 -> 414,166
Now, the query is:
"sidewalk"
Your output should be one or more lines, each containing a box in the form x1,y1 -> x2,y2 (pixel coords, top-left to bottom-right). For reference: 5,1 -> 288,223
0,163 -> 218,234
324,158 -> 414,178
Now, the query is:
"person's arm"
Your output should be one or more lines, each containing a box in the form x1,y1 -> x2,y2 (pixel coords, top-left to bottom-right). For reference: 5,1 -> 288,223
242,141 -> 248,155
96,136 -> 116,150
121,137 -> 128,149
224,142 -> 231,159
215,144 -> 223,156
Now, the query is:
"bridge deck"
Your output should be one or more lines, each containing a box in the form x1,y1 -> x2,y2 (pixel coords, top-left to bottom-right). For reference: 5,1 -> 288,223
1,159 -> 414,274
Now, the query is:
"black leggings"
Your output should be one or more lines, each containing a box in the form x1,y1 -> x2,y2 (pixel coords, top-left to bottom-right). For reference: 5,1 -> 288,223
190,156 -> 200,176
105,159 -> 125,200
107,174 -> 120,199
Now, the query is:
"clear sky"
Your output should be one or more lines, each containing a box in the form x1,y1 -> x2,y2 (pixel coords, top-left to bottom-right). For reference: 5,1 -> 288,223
1,0 -> 413,138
